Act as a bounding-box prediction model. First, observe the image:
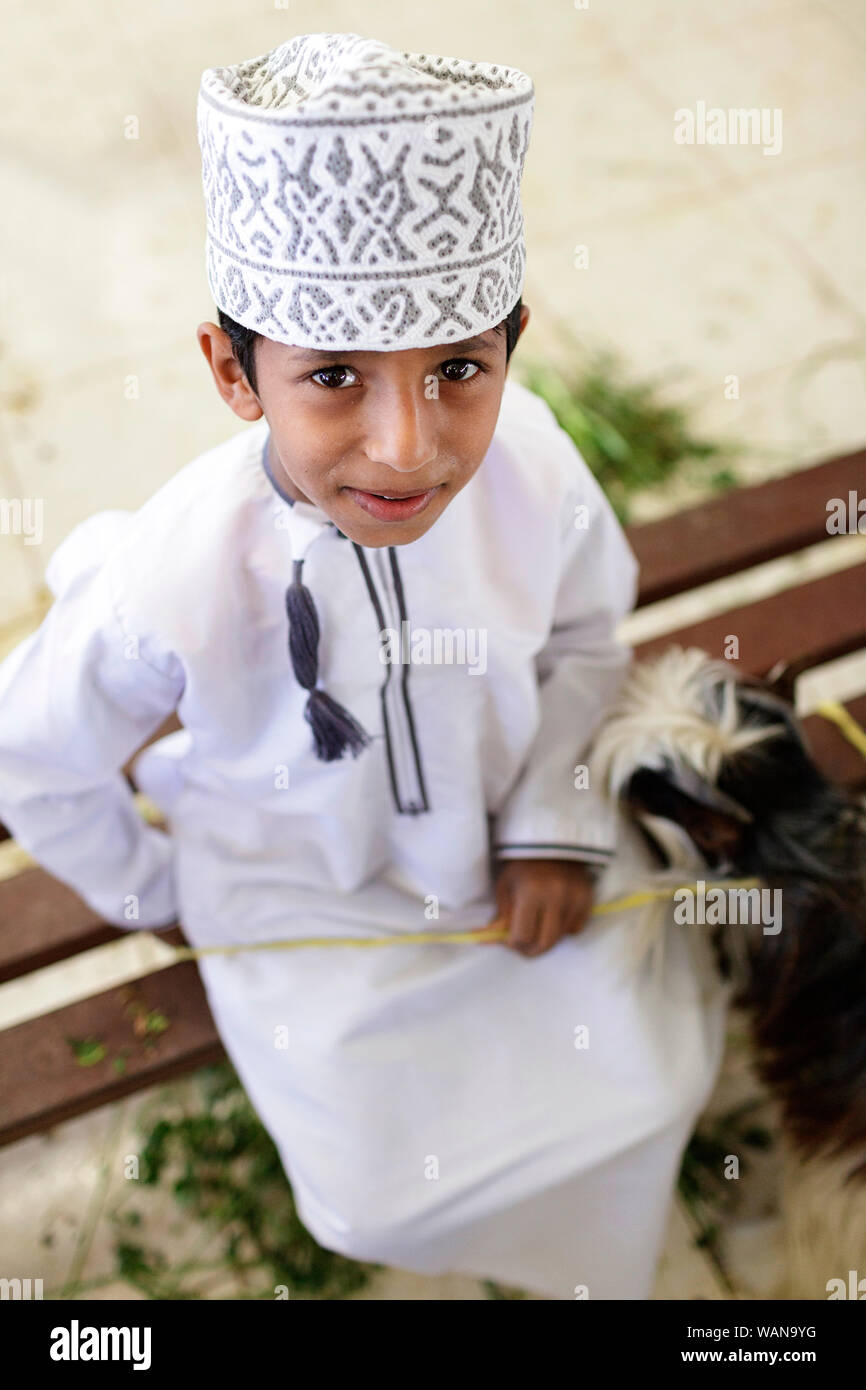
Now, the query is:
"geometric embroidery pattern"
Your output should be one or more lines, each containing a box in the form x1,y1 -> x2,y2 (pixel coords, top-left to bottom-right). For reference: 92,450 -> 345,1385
197,33 -> 534,349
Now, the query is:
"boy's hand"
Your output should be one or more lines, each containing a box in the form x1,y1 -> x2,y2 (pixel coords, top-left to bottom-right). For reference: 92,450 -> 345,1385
493,858 -> 597,958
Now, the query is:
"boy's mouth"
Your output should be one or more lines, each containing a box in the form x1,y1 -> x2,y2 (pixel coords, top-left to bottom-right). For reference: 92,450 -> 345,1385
345,486 -> 441,523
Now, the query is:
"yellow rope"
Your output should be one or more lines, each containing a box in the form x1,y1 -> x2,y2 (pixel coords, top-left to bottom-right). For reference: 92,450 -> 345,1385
0,701 -> 861,960
164,695 -> 866,962
813,698 -> 866,759
168,878 -> 765,959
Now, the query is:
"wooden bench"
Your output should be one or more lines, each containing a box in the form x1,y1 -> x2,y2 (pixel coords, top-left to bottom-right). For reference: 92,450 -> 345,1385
1,446 -> 864,1147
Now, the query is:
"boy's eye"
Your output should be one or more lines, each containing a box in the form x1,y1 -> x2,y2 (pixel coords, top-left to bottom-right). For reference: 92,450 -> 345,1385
437,358 -> 482,383
309,365 -> 358,389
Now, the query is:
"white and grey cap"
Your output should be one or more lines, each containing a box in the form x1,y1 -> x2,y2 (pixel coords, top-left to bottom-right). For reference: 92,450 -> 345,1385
197,31 -> 534,352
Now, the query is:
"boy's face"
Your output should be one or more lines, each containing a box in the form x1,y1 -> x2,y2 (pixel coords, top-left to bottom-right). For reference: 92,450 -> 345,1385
197,305 -> 530,547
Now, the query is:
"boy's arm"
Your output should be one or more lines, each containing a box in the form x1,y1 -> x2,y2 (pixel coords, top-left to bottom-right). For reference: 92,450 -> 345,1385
0,542 -> 185,929
490,453 -> 639,873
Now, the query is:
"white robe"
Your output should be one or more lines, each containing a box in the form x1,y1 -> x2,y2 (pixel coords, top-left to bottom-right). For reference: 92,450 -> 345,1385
0,378 -> 728,1298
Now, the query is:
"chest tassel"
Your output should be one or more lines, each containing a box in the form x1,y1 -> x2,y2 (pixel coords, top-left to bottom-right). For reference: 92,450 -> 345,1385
263,433 -> 372,762
285,557 -> 372,762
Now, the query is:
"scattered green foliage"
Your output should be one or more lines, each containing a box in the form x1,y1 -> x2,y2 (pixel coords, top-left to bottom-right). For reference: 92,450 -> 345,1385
66,1037 -> 107,1068
111,1050 -> 132,1076
112,1063 -> 378,1300
519,351 -> 738,524
125,998 -> 171,1051
65,994 -> 173,1072
483,1278 -> 529,1300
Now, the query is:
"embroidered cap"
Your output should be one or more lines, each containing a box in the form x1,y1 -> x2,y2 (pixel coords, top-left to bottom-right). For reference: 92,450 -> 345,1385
197,31 -> 534,352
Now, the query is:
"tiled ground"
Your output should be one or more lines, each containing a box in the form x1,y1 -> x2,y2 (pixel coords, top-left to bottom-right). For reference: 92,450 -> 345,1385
1,0 -> 864,1299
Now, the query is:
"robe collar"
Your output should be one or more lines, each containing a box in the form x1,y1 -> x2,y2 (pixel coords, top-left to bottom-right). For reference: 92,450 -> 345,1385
260,431 -> 350,561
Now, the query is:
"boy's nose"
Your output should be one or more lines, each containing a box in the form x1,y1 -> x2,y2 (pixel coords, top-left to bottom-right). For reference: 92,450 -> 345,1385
362,386 -> 438,475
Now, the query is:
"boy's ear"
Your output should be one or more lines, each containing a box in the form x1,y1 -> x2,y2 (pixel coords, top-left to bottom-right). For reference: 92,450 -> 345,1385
196,322 -> 263,422
515,302 -> 530,352
504,302 -> 530,375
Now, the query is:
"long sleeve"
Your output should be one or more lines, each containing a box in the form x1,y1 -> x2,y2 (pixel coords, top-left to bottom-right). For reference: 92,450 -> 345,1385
490,450 -> 639,869
0,517 -> 186,928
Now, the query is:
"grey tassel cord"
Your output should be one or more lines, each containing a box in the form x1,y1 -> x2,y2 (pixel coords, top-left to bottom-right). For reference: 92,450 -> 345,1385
285,558 -> 372,761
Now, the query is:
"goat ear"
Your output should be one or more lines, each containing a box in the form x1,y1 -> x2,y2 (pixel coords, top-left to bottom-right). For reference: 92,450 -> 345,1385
762,654 -> 812,706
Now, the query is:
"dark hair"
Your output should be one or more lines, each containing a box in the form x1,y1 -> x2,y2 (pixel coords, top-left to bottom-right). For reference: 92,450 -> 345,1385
217,297 -> 524,396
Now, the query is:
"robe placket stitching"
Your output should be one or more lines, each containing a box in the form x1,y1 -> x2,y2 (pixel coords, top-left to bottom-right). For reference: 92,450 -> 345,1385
350,544 -> 430,816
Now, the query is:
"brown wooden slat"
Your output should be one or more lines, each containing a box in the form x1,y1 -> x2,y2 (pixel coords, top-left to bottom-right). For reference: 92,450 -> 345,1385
0,875 -> 181,992
0,961 -> 224,1148
634,567 -> 866,787
0,805 -> 181,982
635,562 -> 866,678
628,448 -> 866,606
0,870 -> 139,984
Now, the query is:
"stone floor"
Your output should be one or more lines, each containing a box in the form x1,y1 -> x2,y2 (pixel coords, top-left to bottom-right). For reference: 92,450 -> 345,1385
1,0 -> 864,1299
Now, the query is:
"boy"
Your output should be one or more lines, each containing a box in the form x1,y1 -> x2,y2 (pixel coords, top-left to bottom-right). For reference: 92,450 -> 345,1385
0,33 -> 727,1298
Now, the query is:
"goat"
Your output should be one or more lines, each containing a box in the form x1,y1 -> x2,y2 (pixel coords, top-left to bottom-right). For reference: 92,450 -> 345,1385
587,645 -> 866,1300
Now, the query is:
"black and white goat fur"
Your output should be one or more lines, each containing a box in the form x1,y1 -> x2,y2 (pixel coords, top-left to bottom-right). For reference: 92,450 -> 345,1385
588,645 -> 866,1300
